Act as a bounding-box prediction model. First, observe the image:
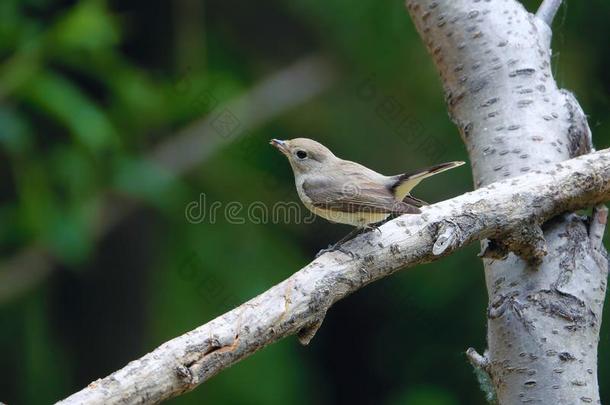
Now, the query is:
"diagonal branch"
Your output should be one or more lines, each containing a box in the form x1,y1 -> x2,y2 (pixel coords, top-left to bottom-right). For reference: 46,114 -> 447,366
536,0 -> 563,27
58,149 -> 610,405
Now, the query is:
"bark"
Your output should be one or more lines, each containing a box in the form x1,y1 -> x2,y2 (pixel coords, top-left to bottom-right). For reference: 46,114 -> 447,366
57,149 -> 610,405
405,0 -> 607,403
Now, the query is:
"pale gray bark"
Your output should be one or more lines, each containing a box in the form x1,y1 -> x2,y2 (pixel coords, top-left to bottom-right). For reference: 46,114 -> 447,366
536,0 -> 563,26
405,0 -> 606,403
58,149 -> 610,404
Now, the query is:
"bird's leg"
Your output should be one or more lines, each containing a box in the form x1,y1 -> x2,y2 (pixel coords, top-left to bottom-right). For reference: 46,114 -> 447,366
365,223 -> 383,235
315,228 -> 364,258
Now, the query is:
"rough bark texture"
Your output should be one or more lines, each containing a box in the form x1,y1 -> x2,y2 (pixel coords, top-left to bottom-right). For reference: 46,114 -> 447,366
57,149 -> 610,405
405,1 -> 607,403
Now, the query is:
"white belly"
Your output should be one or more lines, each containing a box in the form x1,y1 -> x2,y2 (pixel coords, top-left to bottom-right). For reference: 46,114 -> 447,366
304,202 -> 388,227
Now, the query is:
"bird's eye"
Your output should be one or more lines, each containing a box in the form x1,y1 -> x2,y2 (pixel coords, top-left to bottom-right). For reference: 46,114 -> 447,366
296,150 -> 308,159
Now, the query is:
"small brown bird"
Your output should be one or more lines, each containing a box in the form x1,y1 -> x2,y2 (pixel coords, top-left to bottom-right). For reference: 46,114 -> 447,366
271,138 -> 464,253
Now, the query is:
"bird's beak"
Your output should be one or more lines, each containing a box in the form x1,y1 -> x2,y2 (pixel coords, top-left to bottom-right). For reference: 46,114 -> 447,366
270,139 -> 289,155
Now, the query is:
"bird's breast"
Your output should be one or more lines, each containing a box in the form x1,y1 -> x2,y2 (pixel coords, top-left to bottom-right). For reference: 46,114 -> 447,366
313,208 -> 389,227
295,178 -> 312,204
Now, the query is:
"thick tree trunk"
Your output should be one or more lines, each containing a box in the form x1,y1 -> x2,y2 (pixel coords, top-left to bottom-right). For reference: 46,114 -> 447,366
405,1 -> 607,403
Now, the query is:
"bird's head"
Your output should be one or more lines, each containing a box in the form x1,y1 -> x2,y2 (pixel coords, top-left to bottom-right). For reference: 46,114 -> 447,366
270,138 -> 336,175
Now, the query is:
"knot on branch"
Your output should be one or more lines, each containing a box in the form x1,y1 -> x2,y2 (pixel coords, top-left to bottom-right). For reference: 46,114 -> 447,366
466,347 -> 490,372
506,224 -> 548,266
527,289 -> 595,329
432,220 -> 463,256
466,348 -> 497,404
176,335 -> 241,386
176,365 -> 195,385
488,292 -> 535,331
480,224 -> 547,266
297,279 -> 342,345
297,314 -> 326,345
561,89 -> 593,158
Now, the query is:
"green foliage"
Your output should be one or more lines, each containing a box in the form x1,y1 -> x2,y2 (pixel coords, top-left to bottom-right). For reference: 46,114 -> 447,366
387,384 -> 459,405
0,0 -> 609,404
51,0 -> 119,52
21,70 -> 119,152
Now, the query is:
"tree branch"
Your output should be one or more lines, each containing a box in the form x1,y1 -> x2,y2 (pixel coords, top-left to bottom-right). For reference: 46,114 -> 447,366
536,0 -> 563,27
58,149 -> 610,404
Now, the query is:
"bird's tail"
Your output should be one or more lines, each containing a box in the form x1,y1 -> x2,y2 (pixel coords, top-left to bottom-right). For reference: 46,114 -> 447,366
390,161 -> 465,200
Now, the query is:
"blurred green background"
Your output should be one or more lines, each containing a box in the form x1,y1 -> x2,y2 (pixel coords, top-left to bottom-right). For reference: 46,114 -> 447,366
1,0 -> 609,404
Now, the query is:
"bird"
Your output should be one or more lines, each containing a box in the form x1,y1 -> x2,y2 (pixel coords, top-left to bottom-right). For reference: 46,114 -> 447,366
270,138 -> 465,255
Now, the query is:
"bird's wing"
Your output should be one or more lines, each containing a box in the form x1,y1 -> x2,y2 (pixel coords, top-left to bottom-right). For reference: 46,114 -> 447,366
302,174 -> 420,215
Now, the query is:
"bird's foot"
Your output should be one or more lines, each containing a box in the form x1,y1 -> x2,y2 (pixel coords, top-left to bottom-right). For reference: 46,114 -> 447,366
365,224 -> 382,235
315,244 -> 355,259
315,246 -> 332,258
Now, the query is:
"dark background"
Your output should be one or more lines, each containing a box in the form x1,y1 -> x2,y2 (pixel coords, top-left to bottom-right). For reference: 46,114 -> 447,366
1,0 -> 609,404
